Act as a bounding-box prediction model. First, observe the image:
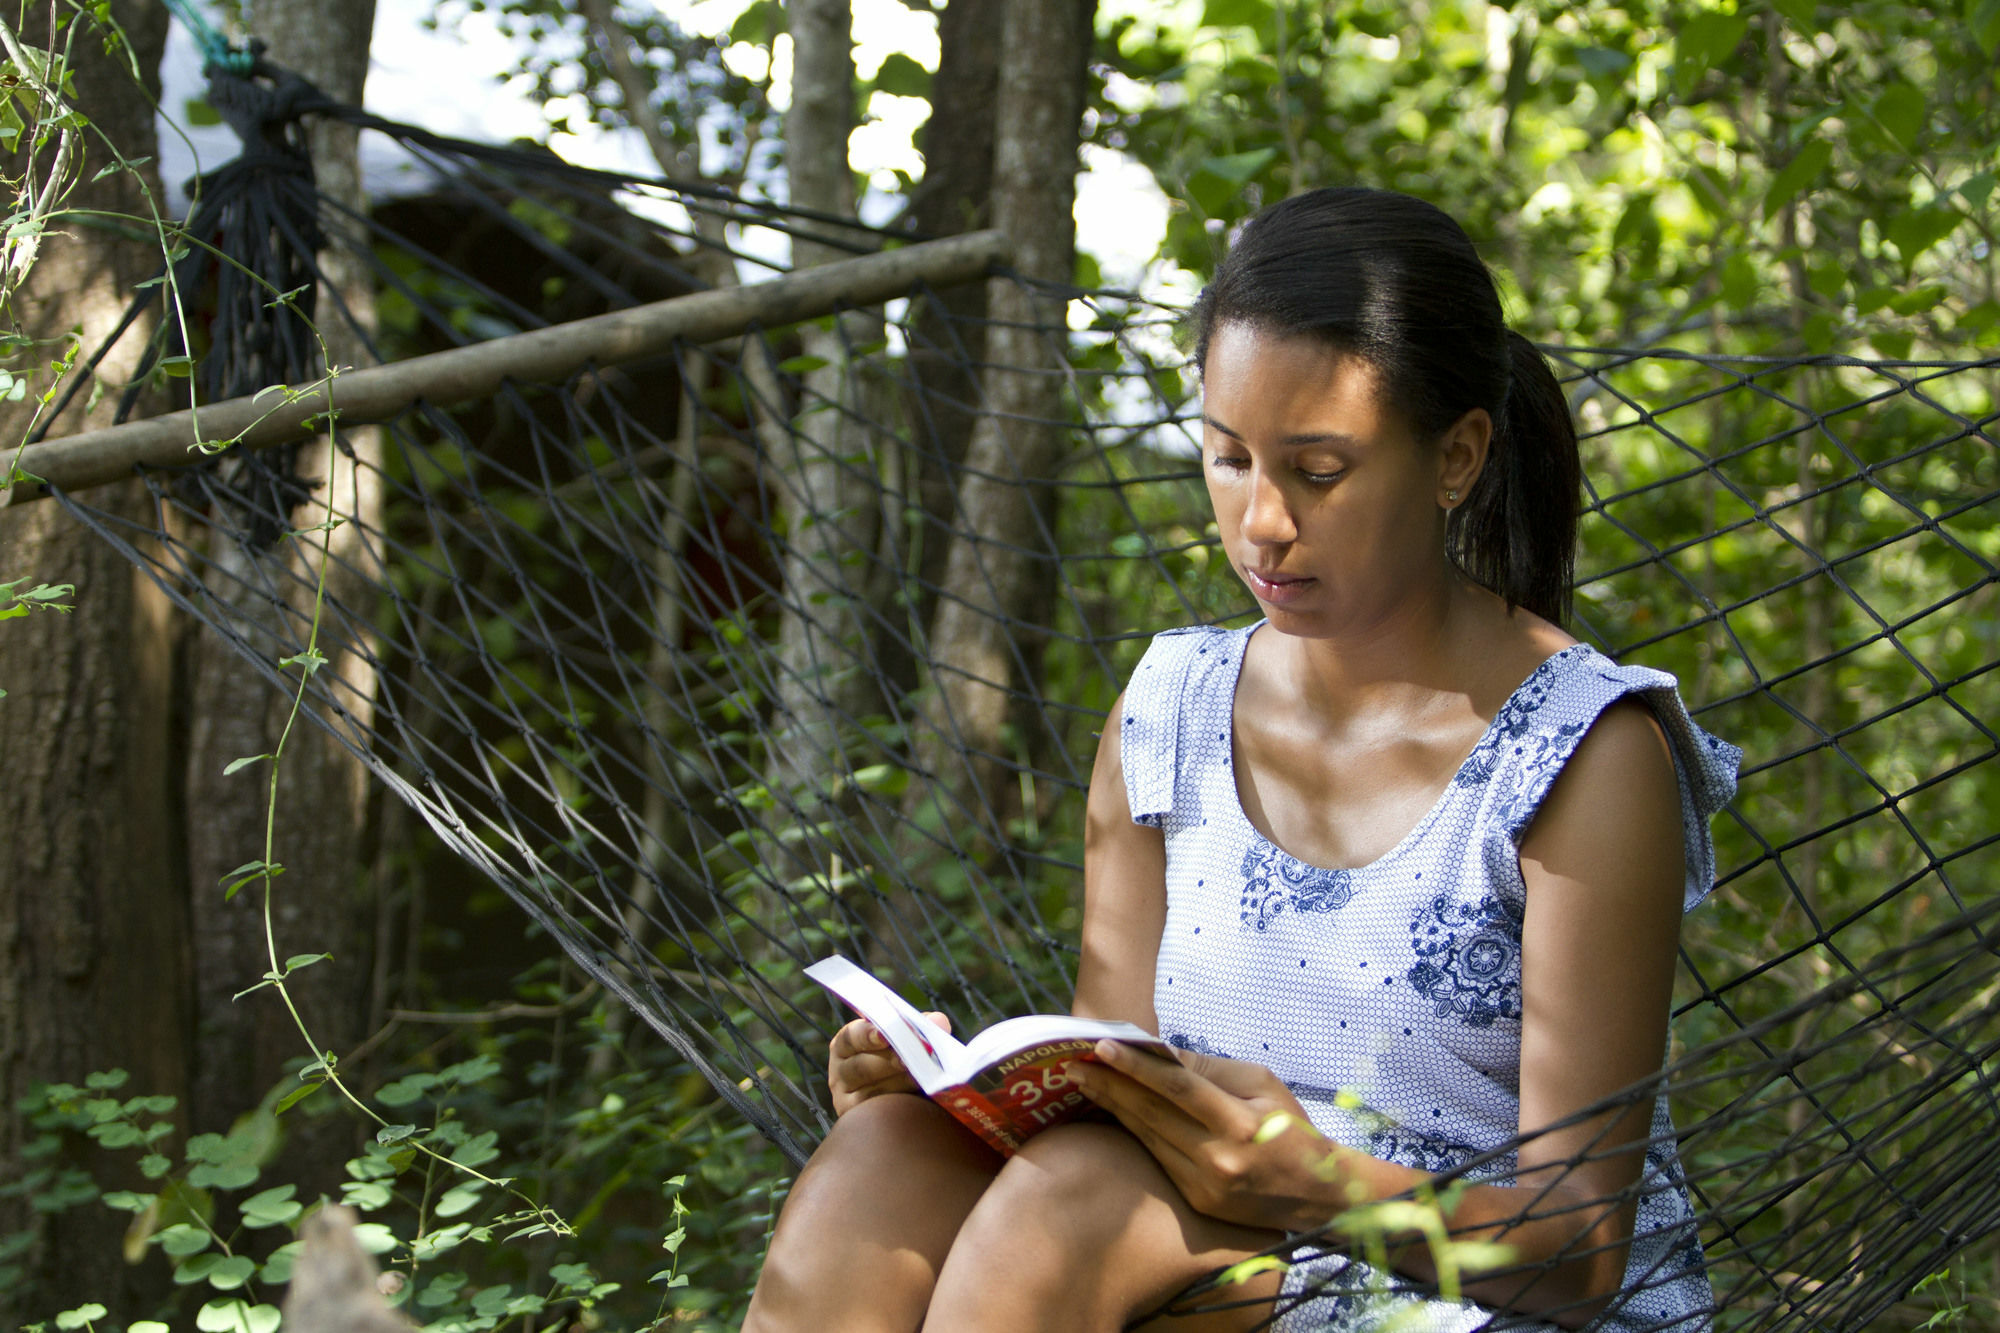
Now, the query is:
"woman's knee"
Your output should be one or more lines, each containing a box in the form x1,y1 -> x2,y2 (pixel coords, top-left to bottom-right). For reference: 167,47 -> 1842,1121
960,1122 -> 1164,1251
779,1093 -> 1000,1234
752,1096 -> 1000,1304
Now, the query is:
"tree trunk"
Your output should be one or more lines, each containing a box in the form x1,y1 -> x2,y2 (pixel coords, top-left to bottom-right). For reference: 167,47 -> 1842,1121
0,5 -> 180,1317
178,0 -> 379,1168
891,0 -> 1003,703
770,0 -> 890,810
915,0 -> 1094,822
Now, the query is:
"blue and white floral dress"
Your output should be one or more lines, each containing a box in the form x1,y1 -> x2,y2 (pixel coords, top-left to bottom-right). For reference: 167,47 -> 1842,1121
1120,624 -> 1739,1333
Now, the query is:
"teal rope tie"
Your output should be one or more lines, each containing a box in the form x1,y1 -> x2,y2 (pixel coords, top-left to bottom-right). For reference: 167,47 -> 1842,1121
160,0 -> 255,75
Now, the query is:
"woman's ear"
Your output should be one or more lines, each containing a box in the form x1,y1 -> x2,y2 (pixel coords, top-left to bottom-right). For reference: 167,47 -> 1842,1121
1438,407 -> 1492,509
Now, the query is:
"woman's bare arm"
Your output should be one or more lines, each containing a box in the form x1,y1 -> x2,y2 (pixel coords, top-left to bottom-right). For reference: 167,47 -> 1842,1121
1072,693 -> 1168,1031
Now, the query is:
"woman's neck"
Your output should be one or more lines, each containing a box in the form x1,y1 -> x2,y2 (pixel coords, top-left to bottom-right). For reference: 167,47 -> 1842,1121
1261,569 -> 1516,730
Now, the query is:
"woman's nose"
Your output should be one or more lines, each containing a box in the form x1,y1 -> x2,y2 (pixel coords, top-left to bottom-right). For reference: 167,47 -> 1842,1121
1242,469 -> 1297,545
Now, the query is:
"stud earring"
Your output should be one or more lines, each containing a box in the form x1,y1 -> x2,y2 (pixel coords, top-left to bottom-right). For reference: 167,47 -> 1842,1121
1445,489 -> 1458,503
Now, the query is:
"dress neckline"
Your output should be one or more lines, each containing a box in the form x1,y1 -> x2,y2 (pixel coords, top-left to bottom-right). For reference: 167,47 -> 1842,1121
1221,625 -> 1592,875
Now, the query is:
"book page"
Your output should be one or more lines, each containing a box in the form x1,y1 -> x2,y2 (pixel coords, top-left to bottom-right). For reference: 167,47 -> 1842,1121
955,1014 -> 1173,1082
804,956 -> 965,1092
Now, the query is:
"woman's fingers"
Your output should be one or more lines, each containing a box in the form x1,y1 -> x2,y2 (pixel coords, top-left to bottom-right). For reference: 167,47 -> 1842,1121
1072,1053 -> 1218,1154
1089,1041 -> 1245,1131
827,1014 -> 959,1114
829,1017 -> 888,1060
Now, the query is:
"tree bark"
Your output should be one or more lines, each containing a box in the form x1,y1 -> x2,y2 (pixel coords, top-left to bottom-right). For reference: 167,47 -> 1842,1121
915,0 -> 1094,821
178,0 -> 379,1164
891,0 -> 1003,702
770,0 -> 891,810
0,5 -> 180,1317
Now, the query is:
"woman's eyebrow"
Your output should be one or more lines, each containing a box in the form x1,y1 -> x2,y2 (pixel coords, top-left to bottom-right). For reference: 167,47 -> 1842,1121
1200,415 -> 1360,448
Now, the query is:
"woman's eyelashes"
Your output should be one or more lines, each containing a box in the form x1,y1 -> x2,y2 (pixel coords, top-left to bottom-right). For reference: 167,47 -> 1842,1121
1205,452 -> 1344,486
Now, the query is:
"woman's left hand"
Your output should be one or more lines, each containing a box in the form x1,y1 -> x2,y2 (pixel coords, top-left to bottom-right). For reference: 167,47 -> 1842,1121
1070,1041 -> 1346,1233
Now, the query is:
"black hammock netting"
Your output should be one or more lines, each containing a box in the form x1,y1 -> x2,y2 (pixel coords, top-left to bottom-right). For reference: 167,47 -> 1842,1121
19,67 -> 2000,1332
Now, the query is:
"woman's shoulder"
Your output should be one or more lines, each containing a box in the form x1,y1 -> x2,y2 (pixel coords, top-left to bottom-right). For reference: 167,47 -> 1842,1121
1124,621 -> 1255,688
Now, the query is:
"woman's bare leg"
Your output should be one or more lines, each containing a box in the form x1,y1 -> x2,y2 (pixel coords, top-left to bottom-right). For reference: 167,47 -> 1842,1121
742,1094 -> 1004,1333
925,1122 -> 1286,1333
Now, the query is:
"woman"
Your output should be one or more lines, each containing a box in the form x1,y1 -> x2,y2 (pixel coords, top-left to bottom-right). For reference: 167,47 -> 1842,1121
743,187 -> 1736,1333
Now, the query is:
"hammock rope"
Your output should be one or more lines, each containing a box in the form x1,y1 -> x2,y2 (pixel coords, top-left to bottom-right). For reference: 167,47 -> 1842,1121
25,67 -> 2000,1329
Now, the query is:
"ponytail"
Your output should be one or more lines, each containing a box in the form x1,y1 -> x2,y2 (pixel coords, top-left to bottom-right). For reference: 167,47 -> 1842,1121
1446,331 -> 1580,627
1191,188 -> 1582,626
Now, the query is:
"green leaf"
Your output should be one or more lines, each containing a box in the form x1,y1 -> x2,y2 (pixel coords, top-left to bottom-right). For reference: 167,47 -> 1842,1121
272,1081 -> 323,1116
84,1070 -> 129,1091
1887,284 -> 1948,315
90,1122 -> 143,1148
1770,0 -> 1816,25
1970,0 -> 2000,55
376,1123 -> 419,1146
205,1255 -> 257,1290
193,1299 -> 279,1333
1675,12 -> 1749,92
186,1160 -> 259,1190
440,1053 -> 503,1086
351,1222 -> 399,1255
1872,83 -> 1925,151
375,1073 -> 435,1107
1955,300 -> 2000,337
1201,0 -> 1272,27
157,356 -> 194,379
239,1184 -> 300,1228
159,1223 -> 211,1257
1198,147 -> 1278,185
221,754 -> 270,776
278,647 -> 327,676
130,1323 -> 171,1333
451,1130 -> 500,1169
218,860 -> 280,901
1721,251 -> 1759,310
1187,148 -> 1279,217
183,98 -> 223,128
1574,46 -> 1632,77
1885,206 -> 1962,263
728,0 -> 777,45
776,354 -> 827,375
1956,170 -> 1994,211
53,1304 -> 106,1330
259,1242 -> 301,1285
1870,329 -> 1915,360
340,1179 -> 393,1211
434,1182 -> 486,1219
1761,139 -> 1833,219
175,1252 -> 223,1285
871,51 -> 929,100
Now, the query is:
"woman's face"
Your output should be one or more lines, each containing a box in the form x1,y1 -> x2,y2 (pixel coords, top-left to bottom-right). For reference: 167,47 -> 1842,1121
1199,321 -> 1470,640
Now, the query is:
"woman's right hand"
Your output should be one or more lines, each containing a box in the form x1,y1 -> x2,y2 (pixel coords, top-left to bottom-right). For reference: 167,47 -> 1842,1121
827,1013 -> 952,1116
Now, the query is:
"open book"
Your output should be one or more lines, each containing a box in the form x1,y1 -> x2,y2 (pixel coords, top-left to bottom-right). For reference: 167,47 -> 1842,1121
806,955 -> 1176,1156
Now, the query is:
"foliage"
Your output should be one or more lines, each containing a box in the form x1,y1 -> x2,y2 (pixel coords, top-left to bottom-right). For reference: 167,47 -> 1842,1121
1093,0 -> 1999,357
2,1039 -> 777,1331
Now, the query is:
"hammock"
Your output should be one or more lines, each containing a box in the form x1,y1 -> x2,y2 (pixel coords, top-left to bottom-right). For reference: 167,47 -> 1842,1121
21,78 -> 2000,1331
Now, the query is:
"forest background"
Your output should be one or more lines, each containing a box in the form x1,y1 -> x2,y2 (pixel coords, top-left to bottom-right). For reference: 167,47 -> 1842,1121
0,0 -> 1995,1330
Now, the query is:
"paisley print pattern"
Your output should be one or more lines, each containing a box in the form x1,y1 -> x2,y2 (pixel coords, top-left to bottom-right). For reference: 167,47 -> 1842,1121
1406,893 -> 1525,1028
1240,839 -> 1356,931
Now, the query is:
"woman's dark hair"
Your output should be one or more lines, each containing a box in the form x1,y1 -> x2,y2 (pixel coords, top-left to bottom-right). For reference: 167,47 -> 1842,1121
1189,187 -> 1580,625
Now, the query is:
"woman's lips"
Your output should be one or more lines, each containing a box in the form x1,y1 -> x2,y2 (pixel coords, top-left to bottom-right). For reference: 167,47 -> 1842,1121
1244,567 -> 1316,604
